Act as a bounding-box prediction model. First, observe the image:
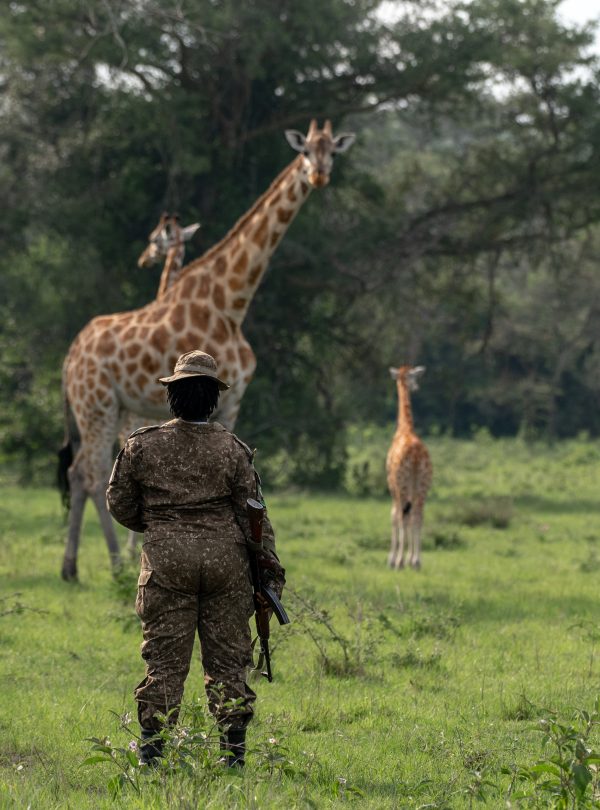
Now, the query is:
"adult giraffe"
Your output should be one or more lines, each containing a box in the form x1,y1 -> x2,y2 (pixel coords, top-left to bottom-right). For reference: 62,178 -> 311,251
386,365 -> 433,570
58,119 -> 355,580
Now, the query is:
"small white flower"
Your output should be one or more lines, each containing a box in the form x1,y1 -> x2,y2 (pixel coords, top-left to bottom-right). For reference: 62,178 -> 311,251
268,737 -> 278,745
128,740 -> 138,752
337,777 -> 347,786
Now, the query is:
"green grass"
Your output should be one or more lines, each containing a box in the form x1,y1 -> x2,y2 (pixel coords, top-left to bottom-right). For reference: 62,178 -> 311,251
1,437 -> 600,807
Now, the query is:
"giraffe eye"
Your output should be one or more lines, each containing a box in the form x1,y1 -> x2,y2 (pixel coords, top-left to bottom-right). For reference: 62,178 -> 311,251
302,148 -> 309,157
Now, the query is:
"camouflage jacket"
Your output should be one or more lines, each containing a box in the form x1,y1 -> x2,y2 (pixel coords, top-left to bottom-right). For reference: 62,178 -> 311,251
106,419 -> 277,556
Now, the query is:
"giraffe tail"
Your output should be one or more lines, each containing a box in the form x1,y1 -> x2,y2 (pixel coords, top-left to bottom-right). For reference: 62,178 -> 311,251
56,377 -> 79,511
57,442 -> 73,510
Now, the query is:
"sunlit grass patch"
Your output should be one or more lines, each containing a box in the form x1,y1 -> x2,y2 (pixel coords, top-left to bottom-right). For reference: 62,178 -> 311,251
1,438 -> 600,807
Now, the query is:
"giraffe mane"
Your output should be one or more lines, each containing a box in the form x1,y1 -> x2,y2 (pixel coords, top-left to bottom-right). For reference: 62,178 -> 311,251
175,155 -> 303,283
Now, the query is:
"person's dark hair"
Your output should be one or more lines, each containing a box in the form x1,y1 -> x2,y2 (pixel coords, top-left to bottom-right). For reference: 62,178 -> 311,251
167,376 -> 220,421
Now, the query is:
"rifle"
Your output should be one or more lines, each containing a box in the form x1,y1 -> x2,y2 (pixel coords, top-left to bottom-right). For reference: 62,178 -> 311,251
246,497 -> 290,681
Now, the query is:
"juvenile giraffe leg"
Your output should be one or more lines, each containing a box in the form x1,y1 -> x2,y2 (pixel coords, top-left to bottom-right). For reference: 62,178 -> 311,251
393,505 -> 409,570
409,503 -> 424,570
61,458 -> 87,581
388,503 -> 400,567
399,510 -> 410,569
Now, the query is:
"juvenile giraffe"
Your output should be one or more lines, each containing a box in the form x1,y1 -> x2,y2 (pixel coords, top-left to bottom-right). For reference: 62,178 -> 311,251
119,212 -> 201,557
386,366 -> 433,570
58,119 -> 355,580
137,212 -> 200,299
119,212 -> 201,441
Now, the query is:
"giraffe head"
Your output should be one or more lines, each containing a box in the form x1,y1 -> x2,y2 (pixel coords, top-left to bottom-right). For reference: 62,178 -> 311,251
389,365 -> 426,391
285,119 -> 355,188
137,213 -> 200,268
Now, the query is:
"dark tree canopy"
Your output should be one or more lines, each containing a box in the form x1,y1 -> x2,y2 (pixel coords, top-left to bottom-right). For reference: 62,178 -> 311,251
1,0 -> 600,484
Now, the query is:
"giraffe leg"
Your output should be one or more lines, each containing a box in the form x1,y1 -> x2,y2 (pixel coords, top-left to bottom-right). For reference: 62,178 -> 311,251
409,503 -> 425,570
90,485 -> 122,574
215,387 -> 243,431
393,505 -> 409,570
215,371 -> 254,431
388,503 -> 400,567
61,457 -> 87,581
121,411 -> 147,560
82,406 -> 123,574
126,530 -> 140,559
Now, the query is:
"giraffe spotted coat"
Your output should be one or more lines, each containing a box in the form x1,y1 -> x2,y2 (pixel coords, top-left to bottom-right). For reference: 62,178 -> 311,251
106,419 -> 283,730
60,120 -> 354,581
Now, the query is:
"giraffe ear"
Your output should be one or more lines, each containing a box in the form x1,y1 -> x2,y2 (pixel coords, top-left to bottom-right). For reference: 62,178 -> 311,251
389,367 -> 400,380
285,130 -> 307,153
408,366 -> 426,391
332,132 -> 356,153
181,223 -> 201,241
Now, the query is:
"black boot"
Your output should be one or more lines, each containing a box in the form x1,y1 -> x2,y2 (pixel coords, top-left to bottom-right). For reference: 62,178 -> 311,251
139,728 -> 163,767
220,727 -> 246,768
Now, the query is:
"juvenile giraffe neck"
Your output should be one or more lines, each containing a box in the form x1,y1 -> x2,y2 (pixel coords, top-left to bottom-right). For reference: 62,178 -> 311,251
157,244 -> 185,299
397,381 -> 414,435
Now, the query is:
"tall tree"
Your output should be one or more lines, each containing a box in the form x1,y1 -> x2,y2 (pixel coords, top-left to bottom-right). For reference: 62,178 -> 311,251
1,0 -> 599,482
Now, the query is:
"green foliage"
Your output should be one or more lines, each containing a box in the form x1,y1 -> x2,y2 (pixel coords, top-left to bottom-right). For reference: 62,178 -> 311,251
503,698 -> 600,808
343,424 -> 390,497
285,587 -> 383,677
2,1 -> 600,482
451,496 -> 513,529
83,700 -> 351,802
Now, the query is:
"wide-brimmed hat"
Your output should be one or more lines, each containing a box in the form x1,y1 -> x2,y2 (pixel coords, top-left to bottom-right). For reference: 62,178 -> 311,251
158,350 -> 230,390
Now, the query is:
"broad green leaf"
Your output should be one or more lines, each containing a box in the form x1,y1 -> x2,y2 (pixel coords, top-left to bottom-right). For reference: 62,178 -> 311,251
80,756 -> 111,766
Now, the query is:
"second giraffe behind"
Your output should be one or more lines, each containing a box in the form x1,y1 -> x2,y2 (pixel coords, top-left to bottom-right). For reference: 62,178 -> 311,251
386,365 -> 433,570
137,212 -> 201,299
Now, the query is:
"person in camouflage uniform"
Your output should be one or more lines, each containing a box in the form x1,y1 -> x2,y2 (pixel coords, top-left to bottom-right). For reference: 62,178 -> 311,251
106,350 -> 285,767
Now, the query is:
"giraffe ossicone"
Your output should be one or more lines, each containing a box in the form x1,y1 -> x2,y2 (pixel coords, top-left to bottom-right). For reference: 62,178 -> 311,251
58,119 -> 355,580
386,364 -> 433,571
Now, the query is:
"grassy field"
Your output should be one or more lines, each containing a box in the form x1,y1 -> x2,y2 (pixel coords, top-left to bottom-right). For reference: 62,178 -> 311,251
1,437 -> 600,808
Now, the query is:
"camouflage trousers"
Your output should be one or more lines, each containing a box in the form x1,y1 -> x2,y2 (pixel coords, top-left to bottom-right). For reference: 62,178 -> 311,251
134,531 -> 256,731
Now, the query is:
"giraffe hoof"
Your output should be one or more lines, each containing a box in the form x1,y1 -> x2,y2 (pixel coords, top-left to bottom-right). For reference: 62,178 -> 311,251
61,559 -> 78,582
410,560 -> 421,571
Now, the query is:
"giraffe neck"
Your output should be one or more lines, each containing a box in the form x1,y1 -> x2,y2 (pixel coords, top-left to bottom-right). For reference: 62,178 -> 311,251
397,381 -> 414,435
172,156 -> 312,323
157,244 -> 185,299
